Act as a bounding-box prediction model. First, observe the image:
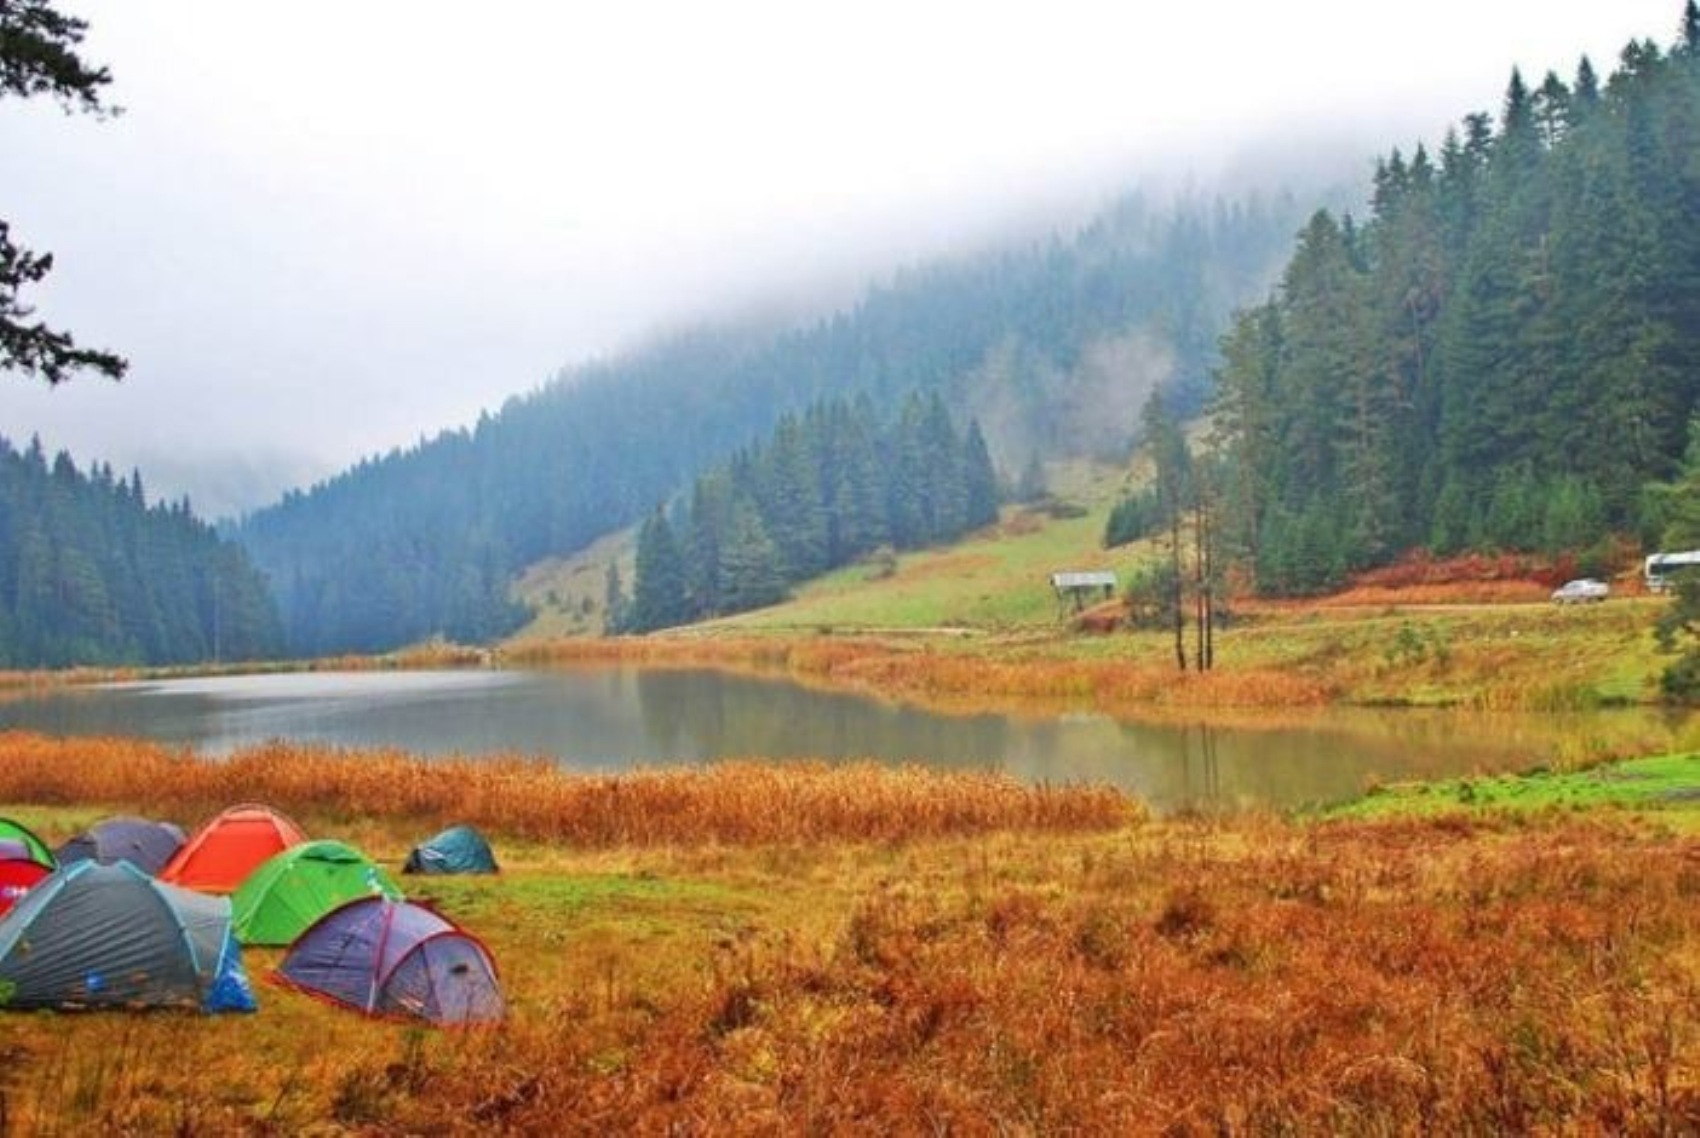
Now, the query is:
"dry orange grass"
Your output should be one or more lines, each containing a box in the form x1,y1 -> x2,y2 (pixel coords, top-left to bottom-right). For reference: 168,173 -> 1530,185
509,635 -> 1338,712
1,739 -> 1697,1131
0,732 -> 1134,846
0,643 -> 489,698
353,819 -> 1700,1133
0,665 -> 141,693
15,815 -> 1691,1133
1270,580 -> 1552,607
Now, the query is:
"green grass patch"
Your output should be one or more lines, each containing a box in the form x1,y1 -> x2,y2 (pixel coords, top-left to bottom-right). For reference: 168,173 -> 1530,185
417,872 -> 751,924
717,460 -> 1138,633
1328,752 -> 1700,821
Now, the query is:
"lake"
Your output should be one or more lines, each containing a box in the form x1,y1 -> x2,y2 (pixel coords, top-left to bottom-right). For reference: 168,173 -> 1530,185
0,667 -> 1691,813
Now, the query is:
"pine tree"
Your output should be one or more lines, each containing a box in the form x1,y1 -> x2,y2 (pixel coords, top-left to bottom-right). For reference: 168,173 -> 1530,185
761,415 -> 828,579
719,500 -> 786,612
1140,389 -> 1190,669
919,393 -> 968,541
1649,417 -> 1700,548
685,472 -> 733,617
1533,72 -> 1573,147
828,399 -> 889,561
961,419 -> 1001,529
1574,56 -> 1601,108
628,507 -> 688,633
603,562 -> 628,634
886,395 -> 929,548
1654,417 -> 1700,698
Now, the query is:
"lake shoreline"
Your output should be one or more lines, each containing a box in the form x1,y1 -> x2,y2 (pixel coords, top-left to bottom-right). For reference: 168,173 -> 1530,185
4,592 -> 1680,721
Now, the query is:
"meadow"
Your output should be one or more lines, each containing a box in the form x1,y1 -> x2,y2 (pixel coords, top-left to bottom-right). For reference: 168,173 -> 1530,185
506,455 -> 1681,716
0,734 -> 1696,1132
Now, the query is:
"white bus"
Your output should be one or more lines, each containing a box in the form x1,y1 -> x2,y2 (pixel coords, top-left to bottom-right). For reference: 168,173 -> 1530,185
1644,549 -> 1700,593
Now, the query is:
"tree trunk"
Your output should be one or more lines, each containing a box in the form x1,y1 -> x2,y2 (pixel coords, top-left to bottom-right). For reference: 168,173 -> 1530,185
1170,507 -> 1188,672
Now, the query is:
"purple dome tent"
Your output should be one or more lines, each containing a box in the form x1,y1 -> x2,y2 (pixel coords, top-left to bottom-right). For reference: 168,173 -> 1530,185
276,897 -> 503,1026
57,816 -> 186,876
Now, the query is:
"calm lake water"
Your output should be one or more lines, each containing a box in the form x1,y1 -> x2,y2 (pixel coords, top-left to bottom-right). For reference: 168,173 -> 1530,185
1,667 -> 1693,813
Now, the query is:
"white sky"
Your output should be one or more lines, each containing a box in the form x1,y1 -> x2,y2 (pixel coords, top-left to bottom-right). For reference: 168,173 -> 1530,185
0,0 -> 1682,517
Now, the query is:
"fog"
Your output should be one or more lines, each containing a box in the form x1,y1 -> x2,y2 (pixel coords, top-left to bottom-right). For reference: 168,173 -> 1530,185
0,1 -> 1679,518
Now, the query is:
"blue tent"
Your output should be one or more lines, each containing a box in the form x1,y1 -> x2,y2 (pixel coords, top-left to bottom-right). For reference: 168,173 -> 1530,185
278,897 -> 502,1025
403,825 -> 499,875
0,862 -> 256,1013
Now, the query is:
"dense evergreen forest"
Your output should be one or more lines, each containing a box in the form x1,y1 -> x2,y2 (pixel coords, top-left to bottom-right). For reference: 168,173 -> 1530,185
1205,11 -> 1700,594
237,192 -> 1314,654
618,393 -> 1000,631
0,436 -> 281,667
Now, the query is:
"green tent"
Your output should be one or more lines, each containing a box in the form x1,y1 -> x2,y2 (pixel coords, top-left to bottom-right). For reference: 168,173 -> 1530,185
0,817 -> 55,869
231,840 -> 402,946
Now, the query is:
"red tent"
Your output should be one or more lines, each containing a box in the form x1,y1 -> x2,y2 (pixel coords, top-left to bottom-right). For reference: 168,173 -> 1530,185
0,856 -> 50,916
159,804 -> 307,893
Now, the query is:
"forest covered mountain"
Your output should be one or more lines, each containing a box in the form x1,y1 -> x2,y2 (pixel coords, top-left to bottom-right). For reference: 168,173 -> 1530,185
618,392 -> 1002,632
1208,19 -> 1700,593
0,436 -> 281,667
238,191 -> 1315,654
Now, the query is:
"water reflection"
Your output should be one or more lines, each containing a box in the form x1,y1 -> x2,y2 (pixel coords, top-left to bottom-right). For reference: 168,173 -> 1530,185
0,667 -> 1691,814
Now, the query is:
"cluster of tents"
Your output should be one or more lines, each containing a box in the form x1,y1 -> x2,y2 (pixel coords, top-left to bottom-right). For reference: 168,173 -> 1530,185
0,809 -> 504,1026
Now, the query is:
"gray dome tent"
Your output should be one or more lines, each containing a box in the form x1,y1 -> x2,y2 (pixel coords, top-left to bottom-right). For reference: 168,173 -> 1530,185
0,861 -> 256,1012
57,816 -> 186,876
403,825 -> 498,875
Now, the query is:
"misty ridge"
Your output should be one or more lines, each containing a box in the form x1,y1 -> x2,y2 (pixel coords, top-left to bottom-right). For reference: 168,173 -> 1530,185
234,184 -> 1329,654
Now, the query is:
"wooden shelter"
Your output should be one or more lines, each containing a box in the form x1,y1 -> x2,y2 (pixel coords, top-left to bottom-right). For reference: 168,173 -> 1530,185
1050,570 -> 1117,615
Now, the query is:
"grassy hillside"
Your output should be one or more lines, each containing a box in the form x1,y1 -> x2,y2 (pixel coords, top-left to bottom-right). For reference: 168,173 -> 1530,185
510,527 -> 636,641
506,458 -> 1140,639
714,459 -> 1134,633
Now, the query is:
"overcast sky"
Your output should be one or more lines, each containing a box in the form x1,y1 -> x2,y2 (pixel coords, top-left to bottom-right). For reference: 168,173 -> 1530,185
0,1 -> 1682,518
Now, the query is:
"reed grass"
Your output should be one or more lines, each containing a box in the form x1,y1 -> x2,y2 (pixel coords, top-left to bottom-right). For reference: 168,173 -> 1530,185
507,635 -> 1340,711
0,732 -> 1135,846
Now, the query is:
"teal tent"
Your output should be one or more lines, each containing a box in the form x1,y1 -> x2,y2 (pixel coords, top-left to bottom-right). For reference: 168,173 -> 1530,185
403,825 -> 498,875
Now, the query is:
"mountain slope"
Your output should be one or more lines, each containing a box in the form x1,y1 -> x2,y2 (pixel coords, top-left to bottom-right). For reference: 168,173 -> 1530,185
239,191 -> 1318,655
